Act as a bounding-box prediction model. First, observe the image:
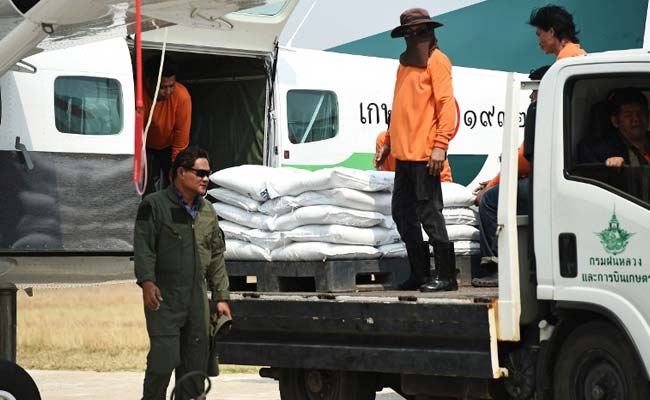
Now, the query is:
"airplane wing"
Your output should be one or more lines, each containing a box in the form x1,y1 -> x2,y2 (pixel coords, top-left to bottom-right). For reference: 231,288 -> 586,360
0,0 -> 282,75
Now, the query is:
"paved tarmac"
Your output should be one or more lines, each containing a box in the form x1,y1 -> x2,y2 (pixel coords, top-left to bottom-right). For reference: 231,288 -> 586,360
29,371 -> 404,399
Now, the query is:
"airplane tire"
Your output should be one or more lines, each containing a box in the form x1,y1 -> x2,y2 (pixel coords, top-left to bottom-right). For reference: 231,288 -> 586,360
0,360 -> 41,400
553,321 -> 649,400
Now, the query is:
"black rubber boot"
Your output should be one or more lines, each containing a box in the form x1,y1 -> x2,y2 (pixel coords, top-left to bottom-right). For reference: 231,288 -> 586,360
398,242 -> 429,290
420,241 -> 458,292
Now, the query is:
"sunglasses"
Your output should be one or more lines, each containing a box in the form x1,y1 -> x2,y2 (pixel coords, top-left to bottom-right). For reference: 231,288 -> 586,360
403,26 -> 432,37
187,168 -> 211,178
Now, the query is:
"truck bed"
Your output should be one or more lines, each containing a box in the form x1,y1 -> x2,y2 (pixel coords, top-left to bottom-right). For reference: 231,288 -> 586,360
217,287 -> 500,379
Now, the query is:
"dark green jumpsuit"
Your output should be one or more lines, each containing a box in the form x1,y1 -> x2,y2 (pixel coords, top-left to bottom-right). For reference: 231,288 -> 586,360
134,185 -> 229,400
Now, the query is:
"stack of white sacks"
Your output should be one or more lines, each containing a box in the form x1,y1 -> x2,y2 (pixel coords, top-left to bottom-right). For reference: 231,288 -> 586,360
208,165 -> 479,262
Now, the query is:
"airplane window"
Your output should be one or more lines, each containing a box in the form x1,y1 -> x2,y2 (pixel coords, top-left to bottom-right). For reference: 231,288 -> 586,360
566,76 -> 650,208
54,76 -> 123,135
287,90 -> 338,144
236,1 -> 288,16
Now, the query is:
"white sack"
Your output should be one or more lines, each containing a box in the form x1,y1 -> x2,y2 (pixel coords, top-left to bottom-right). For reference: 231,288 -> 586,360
330,168 -> 394,192
422,224 -> 480,242
447,225 -> 480,241
213,203 -> 271,229
270,205 -> 385,231
265,168 -> 332,199
443,207 -> 479,226
452,240 -> 481,256
208,188 -> 261,212
379,240 -> 480,258
271,242 -> 381,261
378,243 -> 407,258
441,182 -> 475,207
209,165 -> 277,201
218,220 -> 249,242
224,239 -> 271,261
241,229 -> 290,251
259,188 -> 393,216
285,224 -> 402,247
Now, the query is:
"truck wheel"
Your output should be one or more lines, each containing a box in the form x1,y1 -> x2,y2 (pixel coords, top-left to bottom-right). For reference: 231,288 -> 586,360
553,321 -> 650,400
279,368 -> 376,400
0,360 -> 41,400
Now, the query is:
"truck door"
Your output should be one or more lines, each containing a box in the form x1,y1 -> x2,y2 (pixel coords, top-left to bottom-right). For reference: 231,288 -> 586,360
543,63 -> 650,372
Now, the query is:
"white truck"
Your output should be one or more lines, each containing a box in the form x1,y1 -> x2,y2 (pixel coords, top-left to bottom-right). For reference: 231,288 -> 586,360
214,51 -> 650,400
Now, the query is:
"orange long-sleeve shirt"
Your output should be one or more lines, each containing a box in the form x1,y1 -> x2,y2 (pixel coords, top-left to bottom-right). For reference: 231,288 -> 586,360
557,42 -> 587,60
485,144 -> 530,189
144,82 -> 192,161
376,131 -> 453,182
385,48 -> 456,161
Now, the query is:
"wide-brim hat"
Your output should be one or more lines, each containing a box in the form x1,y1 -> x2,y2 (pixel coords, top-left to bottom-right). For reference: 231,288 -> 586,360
391,8 -> 443,38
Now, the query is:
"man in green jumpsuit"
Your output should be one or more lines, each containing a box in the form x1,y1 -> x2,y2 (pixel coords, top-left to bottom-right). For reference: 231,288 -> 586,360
134,146 -> 231,400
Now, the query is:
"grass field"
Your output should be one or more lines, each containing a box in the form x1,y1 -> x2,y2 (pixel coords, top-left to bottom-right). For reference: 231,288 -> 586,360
16,283 -> 257,373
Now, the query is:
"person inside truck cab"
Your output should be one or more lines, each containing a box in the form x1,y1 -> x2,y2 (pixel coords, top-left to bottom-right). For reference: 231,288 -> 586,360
375,8 -> 458,292
578,88 -> 650,168
143,55 -> 192,196
529,5 -> 587,60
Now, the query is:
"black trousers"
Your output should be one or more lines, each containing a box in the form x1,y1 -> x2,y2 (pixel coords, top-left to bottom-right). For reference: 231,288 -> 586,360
392,160 -> 450,249
144,147 -> 172,196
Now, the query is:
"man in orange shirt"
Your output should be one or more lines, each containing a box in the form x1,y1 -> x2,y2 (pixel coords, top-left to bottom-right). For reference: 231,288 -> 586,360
143,56 -> 192,195
529,5 -> 587,61
376,130 -> 454,183
375,8 -> 457,292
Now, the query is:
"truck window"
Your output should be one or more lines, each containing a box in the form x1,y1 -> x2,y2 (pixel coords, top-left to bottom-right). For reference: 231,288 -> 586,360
54,76 -> 123,135
287,90 -> 338,144
566,75 -> 650,208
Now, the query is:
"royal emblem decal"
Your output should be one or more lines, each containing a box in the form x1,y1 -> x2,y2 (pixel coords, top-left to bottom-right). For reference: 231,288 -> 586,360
595,210 -> 634,255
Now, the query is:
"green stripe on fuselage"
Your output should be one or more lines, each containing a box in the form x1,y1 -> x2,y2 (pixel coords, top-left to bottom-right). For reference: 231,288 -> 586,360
329,0 -> 647,73
283,153 -> 488,186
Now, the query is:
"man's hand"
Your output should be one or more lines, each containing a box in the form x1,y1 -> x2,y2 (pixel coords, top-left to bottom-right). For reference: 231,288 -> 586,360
374,144 -> 391,169
427,148 -> 446,176
216,301 -> 232,319
142,281 -> 163,311
605,156 -> 625,168
473,181 -> 489,206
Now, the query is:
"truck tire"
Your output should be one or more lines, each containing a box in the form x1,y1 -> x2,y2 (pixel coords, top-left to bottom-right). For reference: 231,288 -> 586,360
279,368 -> 376,400
0,360 -> 41,400
553,321 -> 650,400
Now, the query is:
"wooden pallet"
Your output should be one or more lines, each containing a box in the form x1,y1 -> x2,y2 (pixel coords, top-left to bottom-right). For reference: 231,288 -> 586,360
226,255 -> 479,293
